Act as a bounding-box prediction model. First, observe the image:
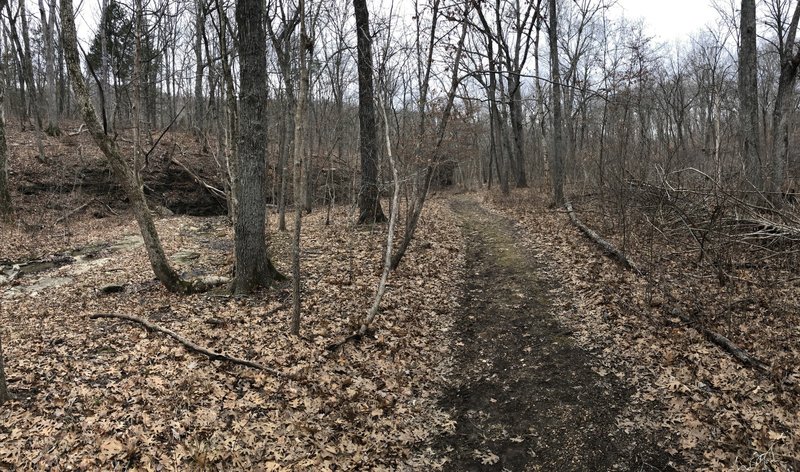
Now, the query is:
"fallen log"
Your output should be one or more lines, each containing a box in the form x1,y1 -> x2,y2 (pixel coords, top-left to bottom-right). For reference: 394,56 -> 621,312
674,313 -> 769,373
563,202 -> 770,374
564,202 -> 642,273
90,313 -> 297,379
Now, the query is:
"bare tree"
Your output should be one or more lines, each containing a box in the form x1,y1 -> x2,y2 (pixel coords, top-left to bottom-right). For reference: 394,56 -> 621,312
0,0 -> 10,221
5,0 -> 46,160
765,0 -> 800,197
354,0 -> 386,224
738,0 -> 763,191
232,0 -> 282,294
549,0 -> 565,205
60,0 -> 211,294
290,0 -> 310,334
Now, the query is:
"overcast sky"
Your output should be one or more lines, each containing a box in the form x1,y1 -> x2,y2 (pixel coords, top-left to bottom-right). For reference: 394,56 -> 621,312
611,0 -> 721,44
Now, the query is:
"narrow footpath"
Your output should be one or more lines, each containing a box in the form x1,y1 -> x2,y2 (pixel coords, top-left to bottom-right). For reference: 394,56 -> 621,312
435,196 -> 675,471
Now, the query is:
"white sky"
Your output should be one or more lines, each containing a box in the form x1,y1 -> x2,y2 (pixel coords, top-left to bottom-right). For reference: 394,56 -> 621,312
611,0 -> 720,44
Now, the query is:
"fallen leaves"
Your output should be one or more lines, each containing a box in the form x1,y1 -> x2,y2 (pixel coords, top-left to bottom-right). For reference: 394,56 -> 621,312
485,190 -> 800,470
0,199 -> 466,470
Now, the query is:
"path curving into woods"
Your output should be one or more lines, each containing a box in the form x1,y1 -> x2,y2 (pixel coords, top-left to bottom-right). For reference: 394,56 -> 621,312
434,196 -> 676,471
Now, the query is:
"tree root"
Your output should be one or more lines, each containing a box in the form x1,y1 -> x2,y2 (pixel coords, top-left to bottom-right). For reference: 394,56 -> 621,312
90,313 -> 298,379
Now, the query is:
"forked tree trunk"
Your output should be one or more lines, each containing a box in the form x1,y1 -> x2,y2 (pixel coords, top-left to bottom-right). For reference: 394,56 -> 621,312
232,0 -> 282,294
391,6 -> 468,270
60,0 -> 206,294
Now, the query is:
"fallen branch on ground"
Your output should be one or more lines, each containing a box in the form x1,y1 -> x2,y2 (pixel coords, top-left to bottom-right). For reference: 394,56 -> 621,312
674,312 -> 769,373
90,313 -> 297,379
563,201 -> 770,374
565,202 -> 642,273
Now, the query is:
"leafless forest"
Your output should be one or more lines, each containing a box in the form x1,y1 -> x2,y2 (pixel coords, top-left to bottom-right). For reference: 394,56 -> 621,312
1,0 -> 800,469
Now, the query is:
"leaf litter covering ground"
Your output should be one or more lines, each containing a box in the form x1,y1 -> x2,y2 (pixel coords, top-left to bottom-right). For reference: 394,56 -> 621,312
484,191 -> 800,471
0,201 -> 465,470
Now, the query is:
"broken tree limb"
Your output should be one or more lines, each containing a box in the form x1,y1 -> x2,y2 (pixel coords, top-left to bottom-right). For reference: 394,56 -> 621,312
90,313 -> 297,379
675,313 -> 769,373
561,201 -> 770,374
565,202 -> 642,274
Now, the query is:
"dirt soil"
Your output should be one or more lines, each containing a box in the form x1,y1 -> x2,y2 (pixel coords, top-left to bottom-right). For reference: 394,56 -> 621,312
434,196 -> 678,471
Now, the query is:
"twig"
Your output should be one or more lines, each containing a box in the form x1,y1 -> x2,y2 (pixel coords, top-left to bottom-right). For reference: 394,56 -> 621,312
90,313 -> 297,379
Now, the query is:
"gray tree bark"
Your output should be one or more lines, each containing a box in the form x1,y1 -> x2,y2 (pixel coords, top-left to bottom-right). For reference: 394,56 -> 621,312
549,0 -> 565,205
738,0 -> 763,191
291,0 -> 309,335
0,333 -> 9,405
38,0 -> 59,135
193,0 -> 205,137
354,0 -> 386,224
0,19 -> 11,221
232,0 -> 282,294
769,1 -> 800,197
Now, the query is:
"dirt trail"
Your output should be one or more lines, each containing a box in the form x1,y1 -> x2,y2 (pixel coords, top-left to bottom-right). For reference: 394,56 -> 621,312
435,196 -> 675,471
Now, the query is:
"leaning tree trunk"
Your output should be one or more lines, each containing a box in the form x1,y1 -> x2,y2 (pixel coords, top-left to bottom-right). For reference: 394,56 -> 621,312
232,0 -> 282,294
549,0 -> 566,206
354,0 -> 386,224
60,0 -> 204,294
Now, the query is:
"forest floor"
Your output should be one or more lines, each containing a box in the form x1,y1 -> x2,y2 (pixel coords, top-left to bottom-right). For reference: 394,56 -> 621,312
1,125 -> 799,470
433,196 -> 677,471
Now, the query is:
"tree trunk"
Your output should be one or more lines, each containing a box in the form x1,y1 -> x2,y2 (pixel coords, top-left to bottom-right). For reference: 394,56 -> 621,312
38,0 -> 59,135
508,73 -> 528,187
60,0 -> 204,294
769,3 -> 800,197
232,0 -> 282,294
193,0 -> 205,138
0,39 -> 11,221
0,333 -> 9,405
549,0 -> 566,205
738,0 -> 763,191
7,0 -> 46,160
291,0 -> 309,335
354,0 -> 386,224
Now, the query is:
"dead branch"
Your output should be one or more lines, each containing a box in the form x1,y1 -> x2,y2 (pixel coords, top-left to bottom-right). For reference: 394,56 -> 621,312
675,313 -> 769,373
170,157 -> 227,199
563,202 -> 771,374
565,202 -> 642,273
54,198 -> 98,225
67,124 -> 86,136
90,313 -> 297,379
